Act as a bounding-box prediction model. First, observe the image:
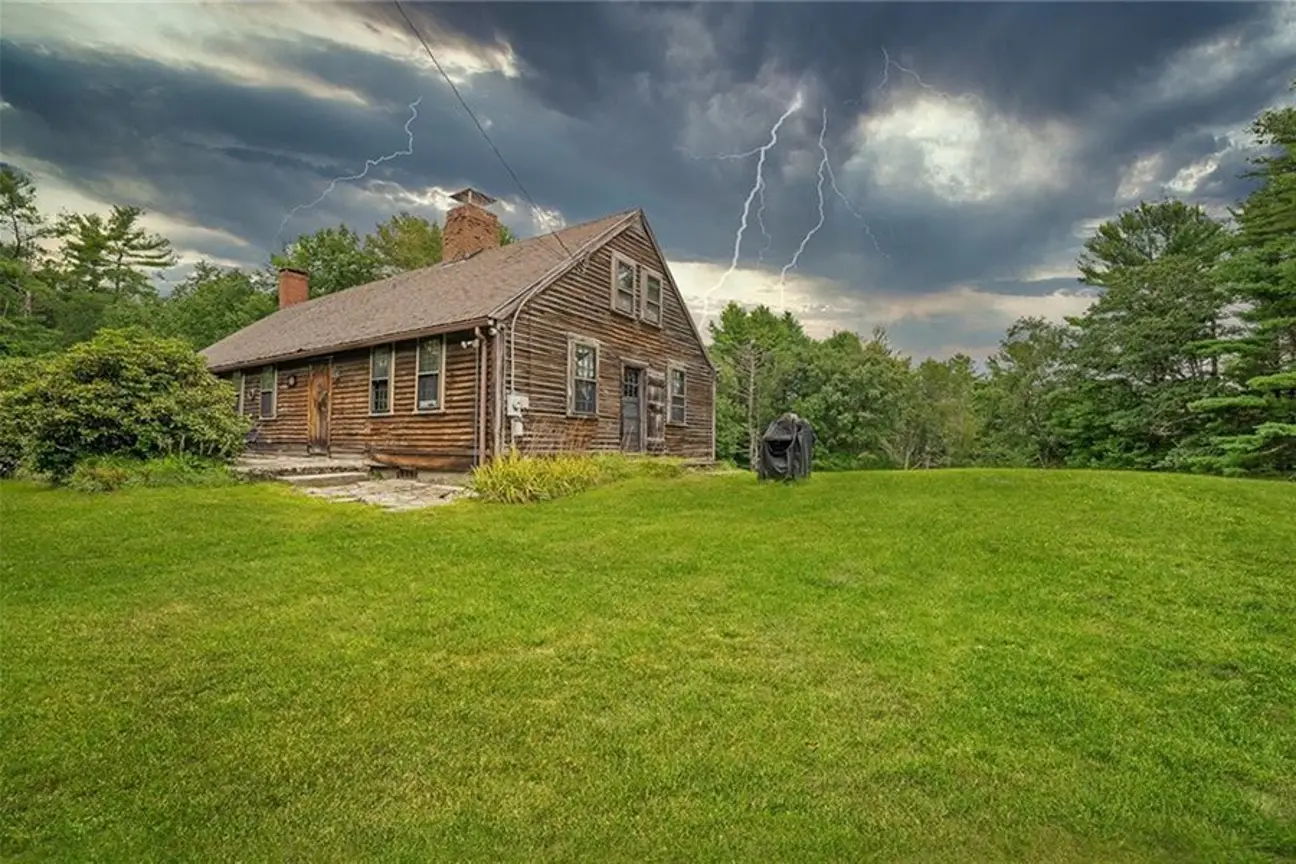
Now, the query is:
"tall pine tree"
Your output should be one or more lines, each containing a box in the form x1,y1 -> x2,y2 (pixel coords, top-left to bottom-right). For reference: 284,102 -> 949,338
1193,95 -> 1296,476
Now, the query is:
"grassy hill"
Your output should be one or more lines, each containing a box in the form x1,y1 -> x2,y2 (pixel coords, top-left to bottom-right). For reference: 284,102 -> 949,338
2,470 -> 1293,862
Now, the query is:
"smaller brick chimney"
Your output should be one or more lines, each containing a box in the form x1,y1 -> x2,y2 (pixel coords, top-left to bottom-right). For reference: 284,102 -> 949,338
278,268 -> 309,310
443,187 -> 501,263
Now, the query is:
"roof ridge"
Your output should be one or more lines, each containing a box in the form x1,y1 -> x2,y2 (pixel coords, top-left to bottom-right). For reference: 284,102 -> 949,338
515,207 -> 639,248
202,206 -> 641,371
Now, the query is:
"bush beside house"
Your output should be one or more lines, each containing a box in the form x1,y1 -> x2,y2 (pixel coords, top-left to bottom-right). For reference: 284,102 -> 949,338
0,328 -> 249,484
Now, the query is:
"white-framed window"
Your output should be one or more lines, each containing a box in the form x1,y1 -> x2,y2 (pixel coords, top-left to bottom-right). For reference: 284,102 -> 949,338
569,337 -> 599,416
259,366 -> 276,419
611,253 -> 636,316
415,336 -> 444,412
668,365 -> 686,425
370,344 -> 395,415
641,269 -> 663,326
646,370 -> 666,442
232,371 -> 244,415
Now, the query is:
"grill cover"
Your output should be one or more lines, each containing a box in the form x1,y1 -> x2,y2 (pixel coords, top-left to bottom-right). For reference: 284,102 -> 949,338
757,413 -> 815,481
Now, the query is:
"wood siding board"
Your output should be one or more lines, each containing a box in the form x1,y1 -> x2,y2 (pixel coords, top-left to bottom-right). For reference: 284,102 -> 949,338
246,336 -> 478,462
507,222 -> 714,458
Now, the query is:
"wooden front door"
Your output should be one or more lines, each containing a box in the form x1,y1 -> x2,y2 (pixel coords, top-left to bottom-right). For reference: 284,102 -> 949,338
307,362 -> 331,453
620,366 -> 644,452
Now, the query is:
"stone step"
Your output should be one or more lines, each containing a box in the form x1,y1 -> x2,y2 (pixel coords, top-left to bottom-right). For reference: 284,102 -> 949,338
281,471 -> 371,488
237,465 -> 370,478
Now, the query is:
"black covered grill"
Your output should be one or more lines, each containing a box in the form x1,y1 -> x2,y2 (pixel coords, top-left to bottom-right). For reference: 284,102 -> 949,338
757,413 -> 815,482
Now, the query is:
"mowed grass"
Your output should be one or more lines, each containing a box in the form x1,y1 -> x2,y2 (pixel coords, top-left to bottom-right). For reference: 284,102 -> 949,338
2,470 -> 1294,862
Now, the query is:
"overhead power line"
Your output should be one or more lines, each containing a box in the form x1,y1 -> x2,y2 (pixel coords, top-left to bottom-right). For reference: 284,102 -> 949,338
392,0 -> 575,260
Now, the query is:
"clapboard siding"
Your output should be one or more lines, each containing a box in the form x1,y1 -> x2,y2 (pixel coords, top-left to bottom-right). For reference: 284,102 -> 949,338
508,220 -> 714,459
234,331 -> 483,469
241,362 -> 310,448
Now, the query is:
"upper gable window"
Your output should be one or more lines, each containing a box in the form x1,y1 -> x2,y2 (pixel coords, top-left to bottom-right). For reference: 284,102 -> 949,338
642,270 -> 663,326
611,254 -> 636,316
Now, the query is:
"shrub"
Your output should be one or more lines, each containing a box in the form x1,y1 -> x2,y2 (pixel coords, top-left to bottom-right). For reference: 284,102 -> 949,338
471,449 -> 686,503
66,454 -> 237,493
0,355 -> 44,478
20,328 -> 250,481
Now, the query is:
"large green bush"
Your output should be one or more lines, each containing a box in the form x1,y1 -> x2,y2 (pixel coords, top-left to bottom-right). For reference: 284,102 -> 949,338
471,449 -> 686,503
0,355 -> 44,477
12,328 -> 249,481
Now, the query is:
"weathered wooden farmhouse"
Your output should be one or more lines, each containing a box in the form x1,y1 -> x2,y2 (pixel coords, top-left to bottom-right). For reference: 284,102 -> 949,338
201,189 -> 716,471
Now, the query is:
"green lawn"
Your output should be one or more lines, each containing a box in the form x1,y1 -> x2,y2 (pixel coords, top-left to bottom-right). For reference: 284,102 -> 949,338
2,470 -> 1294,862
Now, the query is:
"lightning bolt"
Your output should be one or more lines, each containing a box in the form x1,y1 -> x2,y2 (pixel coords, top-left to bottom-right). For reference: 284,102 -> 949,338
699,91 -> 803,328
774,108 -> 829,313
677,144 -> 766,161
273,96 -> 423,250
824,158 -> 885,256
680,144 -> 776,266
876,47 -> 984,110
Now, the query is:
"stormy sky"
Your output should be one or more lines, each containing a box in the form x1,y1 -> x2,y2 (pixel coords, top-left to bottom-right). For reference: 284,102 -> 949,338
1,2 -> 1292,359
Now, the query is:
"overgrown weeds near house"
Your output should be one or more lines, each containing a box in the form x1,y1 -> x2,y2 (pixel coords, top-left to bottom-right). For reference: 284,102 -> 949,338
65,454 -> 238,493
470,449 -> 686,503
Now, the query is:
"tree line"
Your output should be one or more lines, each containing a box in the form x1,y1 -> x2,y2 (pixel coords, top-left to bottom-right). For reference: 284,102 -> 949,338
1,95 -> 1290,478
710,98 -> 1293,478
0,173 -> 515,357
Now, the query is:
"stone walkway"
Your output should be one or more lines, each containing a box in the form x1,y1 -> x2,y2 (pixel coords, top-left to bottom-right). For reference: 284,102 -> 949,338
298,478 -> 473,512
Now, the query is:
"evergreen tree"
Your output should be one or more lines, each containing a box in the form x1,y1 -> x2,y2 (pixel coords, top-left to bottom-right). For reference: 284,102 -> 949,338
1192,97 -> 1296,476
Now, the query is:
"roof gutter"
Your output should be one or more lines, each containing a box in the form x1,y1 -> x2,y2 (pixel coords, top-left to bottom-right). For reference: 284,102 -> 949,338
204,316 -> 494,374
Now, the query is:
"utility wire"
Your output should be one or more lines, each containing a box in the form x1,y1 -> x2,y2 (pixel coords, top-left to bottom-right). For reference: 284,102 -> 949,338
392,0 -> 575,261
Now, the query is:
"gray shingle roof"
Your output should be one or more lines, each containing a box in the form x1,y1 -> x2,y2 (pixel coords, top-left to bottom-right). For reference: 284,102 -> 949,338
201,210 -> 636,372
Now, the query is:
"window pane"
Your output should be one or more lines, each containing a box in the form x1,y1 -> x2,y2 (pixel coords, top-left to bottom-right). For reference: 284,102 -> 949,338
575,344 -> 595,380
418,338 -> 441,373
575,380 -> 596,414
417,374 -> 439,410
614,261 -> 635,312
671,369 -> 685,397
670,402 -> 685,423
372,347 -> 390,378
371,380 -> 390,413
646,275 -> 661,303
645,302 -> 661,324
261,391 -> 274,417
617,261 -> 635,293
261,367 -> 274,389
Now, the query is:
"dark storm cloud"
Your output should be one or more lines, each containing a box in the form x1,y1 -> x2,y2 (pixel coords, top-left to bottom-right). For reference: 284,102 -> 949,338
356,3 -> 1271,124
0,36 -> 635,253
1,0 -> 1290,362
342,1 -> 1288,292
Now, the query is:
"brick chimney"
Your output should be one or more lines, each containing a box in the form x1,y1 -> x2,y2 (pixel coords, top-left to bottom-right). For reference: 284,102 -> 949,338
443,187 -> 501,263
278,268 -> 309,310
